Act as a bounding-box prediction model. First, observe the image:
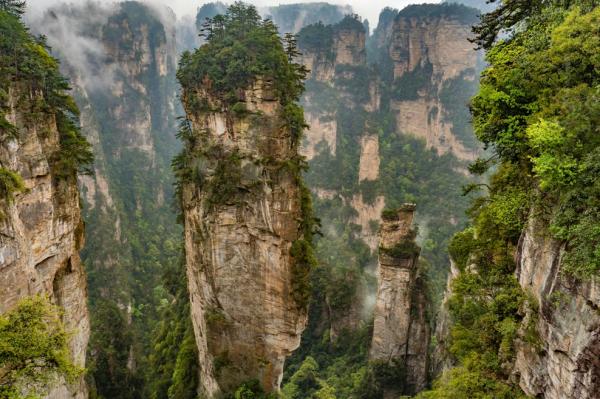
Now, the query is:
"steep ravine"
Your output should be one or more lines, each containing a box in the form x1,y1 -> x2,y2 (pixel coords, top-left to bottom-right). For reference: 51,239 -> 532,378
32,3 -> 182,395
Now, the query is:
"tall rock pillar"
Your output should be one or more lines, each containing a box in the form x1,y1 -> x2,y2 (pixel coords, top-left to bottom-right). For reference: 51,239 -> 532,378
370,204 -> 430,396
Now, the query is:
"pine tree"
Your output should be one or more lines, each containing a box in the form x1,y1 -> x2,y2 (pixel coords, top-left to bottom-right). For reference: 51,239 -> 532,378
0,0 -> 26,16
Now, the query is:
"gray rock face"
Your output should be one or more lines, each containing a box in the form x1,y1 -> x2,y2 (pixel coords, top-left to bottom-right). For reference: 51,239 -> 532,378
513,218 -> 600,399
180,81 -> 308,397
0,86 -> 89,398
370,205 -> 430,395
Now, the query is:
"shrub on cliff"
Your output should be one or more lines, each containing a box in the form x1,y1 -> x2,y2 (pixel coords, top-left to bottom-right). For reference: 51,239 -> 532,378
0,296 -> 83,399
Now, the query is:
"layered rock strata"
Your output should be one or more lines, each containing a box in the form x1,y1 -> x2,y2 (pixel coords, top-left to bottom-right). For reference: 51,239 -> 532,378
370,204 -> 430,396
180,80 -> 308,396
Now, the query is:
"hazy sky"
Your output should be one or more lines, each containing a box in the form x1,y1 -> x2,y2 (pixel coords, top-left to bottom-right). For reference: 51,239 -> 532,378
29,0 -> 442,30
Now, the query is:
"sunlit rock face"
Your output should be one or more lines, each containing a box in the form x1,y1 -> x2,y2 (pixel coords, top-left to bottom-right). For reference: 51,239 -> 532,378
180,80 -> 308,397
370,205 -> 429,397
0,86 -> 89,399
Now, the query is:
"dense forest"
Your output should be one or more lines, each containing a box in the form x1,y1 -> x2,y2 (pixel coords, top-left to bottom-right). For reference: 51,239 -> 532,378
1,0 -> 599,398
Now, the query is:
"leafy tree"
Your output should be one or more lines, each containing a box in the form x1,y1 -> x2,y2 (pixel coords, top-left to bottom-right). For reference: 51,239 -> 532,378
0,296 -> 83,399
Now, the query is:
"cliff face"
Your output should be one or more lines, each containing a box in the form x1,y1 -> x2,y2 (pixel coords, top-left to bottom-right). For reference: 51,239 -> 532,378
180,80 -> 308,396
300,17 -> 382,255
370,205 -> 429,396
372,4 -> 482,160
512,219 -> 600,398
0,87 -> 89,398
295,8 -> 475,350
33,2 -> 182,394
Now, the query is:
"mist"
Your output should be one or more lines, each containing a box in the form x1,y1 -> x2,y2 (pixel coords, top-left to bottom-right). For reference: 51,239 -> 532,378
27,0 -> 442,31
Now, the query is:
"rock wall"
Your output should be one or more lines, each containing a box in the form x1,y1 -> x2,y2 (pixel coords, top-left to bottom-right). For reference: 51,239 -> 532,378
180,80 -> 308,396
512,218 -> 600,399
0,86 -> 89,398
32,2 -> 182,392
299,18 -> 367,160
374,5 -> 482,160
370,204 -> 429,396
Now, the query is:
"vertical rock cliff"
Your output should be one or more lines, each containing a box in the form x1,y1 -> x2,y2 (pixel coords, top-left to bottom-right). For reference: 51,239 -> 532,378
294,6 -> 474,352
32,2 -> 182,395
0,9 -> 92,398
176,5 -> 314,396
512,218 -> 600,398
370,204 -> 429,396
370,3 -> 482,160
424,4 -> 600,397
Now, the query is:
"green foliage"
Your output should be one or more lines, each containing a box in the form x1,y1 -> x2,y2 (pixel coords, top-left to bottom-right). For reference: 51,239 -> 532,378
0,0 -> 25,16
397,3 -> 480,25
392,62 -> 433,101
420,4 -> 600,396
380,238 -> 420,259
415,358 -> 527,399
0,167 -> 24,202
447,228 -> 476,271
229,379 -> 276,399
208,151 -> 242,207
178,2 -> 307,108
334,14 -> 365,33
471,5 -> 600,276
439,69 -> 480,150
87,299 -> 144,399
290,238 -> 318,308
297,22 -> 334,56
353,360 -> 406,399
0,296 -> 83,399
147,254 -> 199,399
282,326 -> 373,399
0,8 -> 93,180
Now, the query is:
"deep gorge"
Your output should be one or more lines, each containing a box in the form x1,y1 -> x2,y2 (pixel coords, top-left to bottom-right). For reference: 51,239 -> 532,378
1,0 -> 599,398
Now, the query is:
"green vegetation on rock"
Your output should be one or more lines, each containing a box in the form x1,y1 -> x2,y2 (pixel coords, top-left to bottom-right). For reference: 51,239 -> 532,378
0,7 -> 93,180
418,1 -> 600,397
0,296 -> 83,399
177,2 -> 317,310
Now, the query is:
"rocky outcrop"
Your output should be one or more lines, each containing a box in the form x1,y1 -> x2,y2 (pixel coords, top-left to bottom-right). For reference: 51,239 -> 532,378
370,204 -> 430,396
512,218 -> 600,399
299,18 -> 366,82
180,80 -> 309,396
350,194 -> 386,252
0,87 -> 89,398
301,113 -> 336,160
264,3 -> 352,34
375,4 -> 482,160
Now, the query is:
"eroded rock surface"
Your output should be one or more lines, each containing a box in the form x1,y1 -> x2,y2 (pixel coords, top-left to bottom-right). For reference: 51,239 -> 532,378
513,219 -> 600,399
0,86 -> 89,398
180,80 -> 308,397
370,204 -> 429,396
